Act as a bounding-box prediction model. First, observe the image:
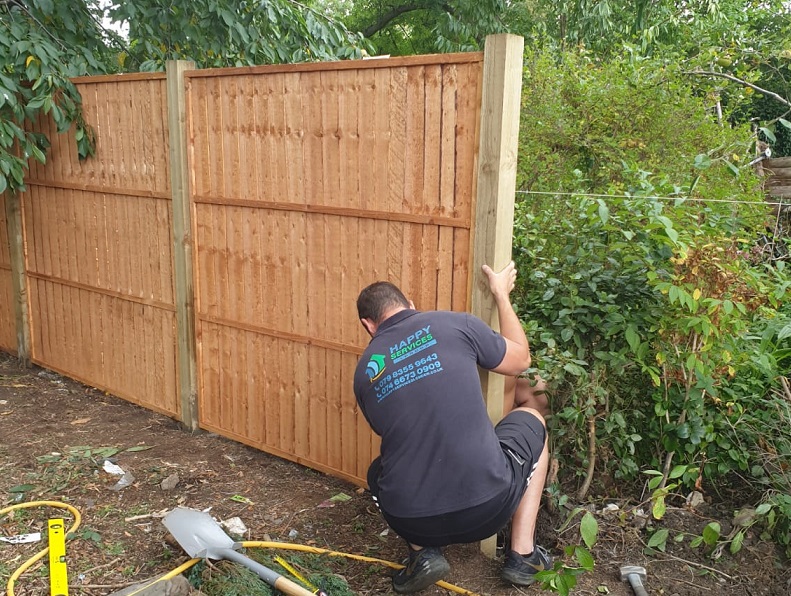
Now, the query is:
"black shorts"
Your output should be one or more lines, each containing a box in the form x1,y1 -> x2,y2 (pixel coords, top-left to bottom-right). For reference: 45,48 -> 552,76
367,409 -> 546,546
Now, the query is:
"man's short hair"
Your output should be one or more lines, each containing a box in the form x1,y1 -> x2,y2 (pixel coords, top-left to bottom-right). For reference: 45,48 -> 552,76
357,282 -> 410,323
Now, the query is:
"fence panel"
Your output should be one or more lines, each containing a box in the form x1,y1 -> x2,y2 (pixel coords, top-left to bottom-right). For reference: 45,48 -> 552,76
764,157 -> 791,200
187,55 -> 483,484
0,195 -> 15,353
22,74 -> 180,417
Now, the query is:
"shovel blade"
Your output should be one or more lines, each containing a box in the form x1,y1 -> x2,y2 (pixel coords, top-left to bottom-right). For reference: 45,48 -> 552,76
163,507 -> 238,559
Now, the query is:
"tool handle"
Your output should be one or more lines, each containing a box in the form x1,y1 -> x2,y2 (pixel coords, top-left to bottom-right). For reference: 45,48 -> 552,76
628,574 -> 650,596
223,549 -> 315,596
273,575 -> 320,596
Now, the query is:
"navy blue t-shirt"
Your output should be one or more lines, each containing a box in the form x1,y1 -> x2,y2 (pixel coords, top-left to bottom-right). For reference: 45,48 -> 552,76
353,309 -> 510,518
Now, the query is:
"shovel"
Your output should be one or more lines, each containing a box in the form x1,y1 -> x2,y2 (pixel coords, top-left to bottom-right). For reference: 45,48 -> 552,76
163,507 -> 316,596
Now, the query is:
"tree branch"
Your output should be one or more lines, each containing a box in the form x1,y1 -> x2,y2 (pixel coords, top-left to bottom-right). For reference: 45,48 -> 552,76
4,0 -> 69,52
576,414 -> 597,501
361,3 -> 438,38
684,70 -> 791,108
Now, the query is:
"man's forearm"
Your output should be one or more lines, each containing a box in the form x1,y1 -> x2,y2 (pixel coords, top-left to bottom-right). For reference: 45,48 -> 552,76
495,294 -> 531,369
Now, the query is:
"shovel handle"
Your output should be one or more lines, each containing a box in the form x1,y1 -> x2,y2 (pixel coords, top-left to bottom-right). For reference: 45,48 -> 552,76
627,574 -> 650,596
222,549 -> 316,596
273,575 -> 319,596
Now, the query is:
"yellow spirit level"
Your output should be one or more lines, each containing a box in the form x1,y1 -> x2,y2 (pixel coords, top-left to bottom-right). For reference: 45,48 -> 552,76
48,518 -> 69,596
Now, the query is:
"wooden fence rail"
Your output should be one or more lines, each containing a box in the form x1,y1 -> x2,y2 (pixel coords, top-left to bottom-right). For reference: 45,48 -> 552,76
1,36 -> 523,492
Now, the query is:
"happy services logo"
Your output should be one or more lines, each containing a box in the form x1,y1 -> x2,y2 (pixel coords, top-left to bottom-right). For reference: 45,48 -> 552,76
366,354 -> 386,381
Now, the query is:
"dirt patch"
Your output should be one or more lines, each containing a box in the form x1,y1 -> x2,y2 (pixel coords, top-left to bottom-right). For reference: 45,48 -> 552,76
0,353 -> 787,595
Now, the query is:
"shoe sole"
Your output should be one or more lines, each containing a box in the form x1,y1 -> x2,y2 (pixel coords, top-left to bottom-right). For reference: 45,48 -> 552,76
393,558 -> 451,594
501,568 -> 540,587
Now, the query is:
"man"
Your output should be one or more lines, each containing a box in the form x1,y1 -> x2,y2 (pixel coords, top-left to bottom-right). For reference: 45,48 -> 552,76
353,261 -> 551,593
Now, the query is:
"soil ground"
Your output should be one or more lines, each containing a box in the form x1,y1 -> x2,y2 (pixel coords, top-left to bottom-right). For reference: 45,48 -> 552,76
0,353 -> 788,595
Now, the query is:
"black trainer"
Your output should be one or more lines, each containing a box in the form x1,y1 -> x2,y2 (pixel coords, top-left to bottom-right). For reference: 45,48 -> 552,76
392,546 -> 450,593
501,545 -> 553,586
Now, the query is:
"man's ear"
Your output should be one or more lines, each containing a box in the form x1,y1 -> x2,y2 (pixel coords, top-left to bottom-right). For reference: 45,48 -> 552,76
360,318 -> 377,337
408,300 -> 415,309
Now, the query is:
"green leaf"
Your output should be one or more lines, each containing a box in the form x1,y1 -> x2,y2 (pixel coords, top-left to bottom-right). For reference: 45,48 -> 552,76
693,154 -> 712,169
597,200 -> 609,223
652,495 -> 667,519
124,445 -> 154,452
625,325 -> 639,352
9,484 -> 35,493
647,528 -> 668,550
759,127 -> 776,143
702,522 -> 721,546
575,545 -> 595,571
30,144 -> 46,163
580,512 -> 598,549
563,361 -> 585,376
755,503 -> 772,516
557,507 -> 587,532
779,118 -> 791,130
668,465 -> 687,479
730,530 -> 744,554
93,447 -> 120,458
724,160 -> 740,176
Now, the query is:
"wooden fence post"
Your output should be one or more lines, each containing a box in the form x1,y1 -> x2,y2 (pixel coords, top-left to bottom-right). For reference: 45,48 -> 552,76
470,33 -> 525,557
167,60 -> 199,431
4,192 -> 30,366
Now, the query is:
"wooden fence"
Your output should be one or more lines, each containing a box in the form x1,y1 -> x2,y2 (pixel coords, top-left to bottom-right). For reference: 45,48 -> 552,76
2,35 -> 524,490
764,157 -> 791,201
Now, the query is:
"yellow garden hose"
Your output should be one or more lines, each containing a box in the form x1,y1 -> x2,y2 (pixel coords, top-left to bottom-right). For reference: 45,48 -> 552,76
241,542 -> 480,595
108,542 -> 480,596
3,502 -> 479,596
1,500 -> 82,596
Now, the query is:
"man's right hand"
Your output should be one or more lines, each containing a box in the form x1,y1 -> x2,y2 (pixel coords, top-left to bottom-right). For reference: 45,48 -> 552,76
482,261 -> 517,302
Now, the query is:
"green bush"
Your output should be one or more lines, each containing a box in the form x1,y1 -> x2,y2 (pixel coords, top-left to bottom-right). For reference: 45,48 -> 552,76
517,48 -> 763,201
512,51 -> 791,547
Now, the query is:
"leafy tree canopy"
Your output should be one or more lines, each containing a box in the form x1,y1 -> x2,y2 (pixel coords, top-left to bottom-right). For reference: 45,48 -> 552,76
0,0 -> 370,194
318,0 -> 508,56
506,0 -> 791,154
108,0 -> 369,70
